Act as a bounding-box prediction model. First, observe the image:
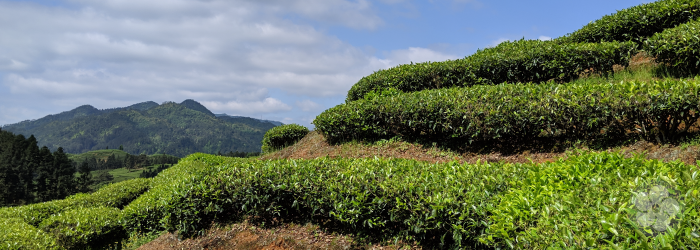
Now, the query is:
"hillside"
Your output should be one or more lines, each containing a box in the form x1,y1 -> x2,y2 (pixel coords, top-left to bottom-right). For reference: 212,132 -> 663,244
2,100 -> 280,157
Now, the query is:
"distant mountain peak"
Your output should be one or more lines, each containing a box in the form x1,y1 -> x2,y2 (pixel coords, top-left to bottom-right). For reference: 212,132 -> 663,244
180,99 -> 215,117
126,101 -> 159,111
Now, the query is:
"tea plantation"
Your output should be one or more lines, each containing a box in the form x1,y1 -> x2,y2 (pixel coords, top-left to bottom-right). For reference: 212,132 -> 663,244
2,0 -> 700,249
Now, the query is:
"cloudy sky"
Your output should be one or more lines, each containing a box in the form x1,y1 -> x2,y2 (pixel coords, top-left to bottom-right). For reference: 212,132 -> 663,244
0,0 -> 651,128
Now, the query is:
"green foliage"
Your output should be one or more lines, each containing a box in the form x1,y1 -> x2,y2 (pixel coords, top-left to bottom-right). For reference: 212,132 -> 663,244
562,0 -> 700,44
0,130 -> 38,206
346,40 -> 636,101
0,218 -> 59,250
38,206 -> 124,249
0,178 -> 150,229
123,154 -> 524,246
120,153 -> 700,248
84,178 -> 151,209
75,161 -> 93,194
122,154 -> 220,233
261,124 -> 309,153
645,18 -> 700,75
0,197 -> 88,227
481,151 -> 700,249
317,78 -> 700,145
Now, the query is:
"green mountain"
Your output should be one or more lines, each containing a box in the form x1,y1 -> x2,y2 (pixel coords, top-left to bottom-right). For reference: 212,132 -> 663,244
1,100 -> 279,157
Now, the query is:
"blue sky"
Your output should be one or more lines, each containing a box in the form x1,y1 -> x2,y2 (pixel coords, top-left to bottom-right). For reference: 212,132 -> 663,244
0,0 -> 650,128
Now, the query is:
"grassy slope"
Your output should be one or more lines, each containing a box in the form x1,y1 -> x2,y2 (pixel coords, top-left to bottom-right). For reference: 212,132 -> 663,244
67,149 -> 130,163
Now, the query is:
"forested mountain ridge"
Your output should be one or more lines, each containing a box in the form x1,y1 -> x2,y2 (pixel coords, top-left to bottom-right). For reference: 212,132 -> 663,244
2,100 -> 280,157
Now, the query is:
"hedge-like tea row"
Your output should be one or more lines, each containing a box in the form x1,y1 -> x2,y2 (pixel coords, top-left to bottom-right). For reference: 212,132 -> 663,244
562,0 -> 700,44
0,218 -> 58,250
122,153 -> 699,248
123,153 -> 526,247
38,206 -> 123,249
0,178 -> 151,228
122,154 -> 231,233
346,40 -> 635,101
482,152 -> 700,248
645,18 -> 700,74
319,78 -> 700,145
84,178 -> 151,209
261,124 -> 309,153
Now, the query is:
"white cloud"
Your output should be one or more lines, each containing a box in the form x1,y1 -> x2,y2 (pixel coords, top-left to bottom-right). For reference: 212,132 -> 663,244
0,58 -> 29,71
487,38 -> 509,48
538,35 -> 552,41
0,0 -> 464,127
201,98 -> 292,115
296,100 -> 321,112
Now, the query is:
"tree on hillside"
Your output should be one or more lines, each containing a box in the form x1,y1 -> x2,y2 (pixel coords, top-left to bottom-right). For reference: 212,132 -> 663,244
124,154 -> 135,172
19,135 -> 39,203
75,161 -> 93,193
52,147 -> 75,200
0,130 -> 18,206
135,153 -> 150,169
105,153 -> 121,169
35,146 -> 54,202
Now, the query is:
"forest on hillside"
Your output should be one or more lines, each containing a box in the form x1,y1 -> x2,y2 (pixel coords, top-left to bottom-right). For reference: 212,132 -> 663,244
2,100 -> 279,157
0,128 -> 182,207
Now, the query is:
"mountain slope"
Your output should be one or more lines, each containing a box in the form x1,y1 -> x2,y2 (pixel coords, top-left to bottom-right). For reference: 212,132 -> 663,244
2,101 -> 279,157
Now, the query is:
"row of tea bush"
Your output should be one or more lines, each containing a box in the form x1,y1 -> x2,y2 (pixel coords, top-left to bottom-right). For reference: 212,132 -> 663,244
346,0 -> 700,102
101,153 -> 700,248
346,40 -> 636,102
318,78 -> 700,145
4,151 -> 699,249
0,178 -> 151,249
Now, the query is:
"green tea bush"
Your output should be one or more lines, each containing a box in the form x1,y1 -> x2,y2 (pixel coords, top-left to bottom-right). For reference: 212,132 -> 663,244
85,178 -> 151,209
0,218 -> 58,250
121,154 -> 231,233
0,178 -> 150,229
563,0 -> 700,44
132,154 -> 526,247
120,153 -> 700,248
261,124 -> 309,153
481,151 -> 700,249
318,78 -> 700,145
346,40 -> 635,101
645,18 -> 700,75
39,206 -> 124,249
0,197 -> 89,227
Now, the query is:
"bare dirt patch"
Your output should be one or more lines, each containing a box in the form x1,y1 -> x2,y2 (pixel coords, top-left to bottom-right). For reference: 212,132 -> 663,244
261,131 -> 700,166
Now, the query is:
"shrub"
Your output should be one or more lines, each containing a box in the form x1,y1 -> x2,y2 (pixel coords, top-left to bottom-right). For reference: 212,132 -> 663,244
645,18 -> 700,75
84,178 -> 151,209
346,40 -> 636,101
118,153 -> 700,248
39,206 -> 124,249
121,154 -> 228,233
0,197 -> 89,227
0,218 -> 58,250
261,124 -> 309,153
318,78 -> 700,145
129,154 -> 525,247
0,178 -> 150,229
562,0 -> 700,44
481,152 -> 700,249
